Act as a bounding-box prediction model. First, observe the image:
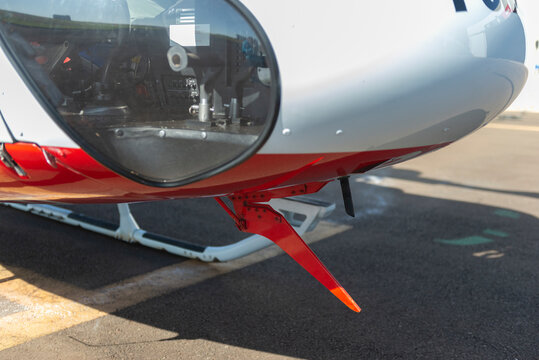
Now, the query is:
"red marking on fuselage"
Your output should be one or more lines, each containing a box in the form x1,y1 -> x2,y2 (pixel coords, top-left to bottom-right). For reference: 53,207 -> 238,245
503,4 -> 512,18
0,142 -> 450,203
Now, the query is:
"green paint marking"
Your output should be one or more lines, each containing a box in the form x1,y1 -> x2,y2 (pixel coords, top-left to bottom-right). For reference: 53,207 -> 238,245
483,229 -> 509,238
434,236 -> 494,246
494,209 -> 521,219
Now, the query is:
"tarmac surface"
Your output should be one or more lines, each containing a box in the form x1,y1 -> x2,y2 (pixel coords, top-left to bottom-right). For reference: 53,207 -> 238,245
0,112 -> 538,359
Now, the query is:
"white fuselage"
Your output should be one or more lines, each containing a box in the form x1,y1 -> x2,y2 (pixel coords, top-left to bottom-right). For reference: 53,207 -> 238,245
245,0 -> 527,154
0,0 -> 528,193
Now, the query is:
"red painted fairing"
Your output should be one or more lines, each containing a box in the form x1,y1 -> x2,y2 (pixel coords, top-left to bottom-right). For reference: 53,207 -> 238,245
0,142 -> 449,203
217,182 -> 361,312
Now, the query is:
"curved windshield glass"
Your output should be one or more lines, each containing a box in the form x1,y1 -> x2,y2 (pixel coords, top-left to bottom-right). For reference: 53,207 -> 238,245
0,0 -> 279,186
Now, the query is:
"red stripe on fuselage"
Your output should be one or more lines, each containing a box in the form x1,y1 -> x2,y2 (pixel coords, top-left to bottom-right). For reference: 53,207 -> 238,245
0,142 -> 450,203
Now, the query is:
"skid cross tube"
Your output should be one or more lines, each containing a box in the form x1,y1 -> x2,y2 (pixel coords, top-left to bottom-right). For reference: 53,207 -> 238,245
2,196 -> 335,263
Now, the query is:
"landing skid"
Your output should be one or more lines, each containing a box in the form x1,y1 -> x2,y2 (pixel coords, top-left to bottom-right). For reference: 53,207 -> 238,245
3,198 -> 335,263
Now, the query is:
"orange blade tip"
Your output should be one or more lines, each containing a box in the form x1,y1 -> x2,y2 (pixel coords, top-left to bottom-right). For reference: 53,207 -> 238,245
330,287 -> 361,313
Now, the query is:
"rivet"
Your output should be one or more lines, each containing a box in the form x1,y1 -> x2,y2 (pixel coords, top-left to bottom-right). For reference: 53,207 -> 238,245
201,131 -> 207,139
282,128 -> 291,136
336,129 -> 343,135
158,129 -> 166,138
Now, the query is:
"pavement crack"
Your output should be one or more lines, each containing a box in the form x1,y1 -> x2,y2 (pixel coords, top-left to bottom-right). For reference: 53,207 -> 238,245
67,335 -> 178,348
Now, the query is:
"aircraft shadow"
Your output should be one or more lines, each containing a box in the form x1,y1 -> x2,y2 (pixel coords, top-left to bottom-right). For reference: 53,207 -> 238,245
0,180 -> 537,359
370,167 -> 539,200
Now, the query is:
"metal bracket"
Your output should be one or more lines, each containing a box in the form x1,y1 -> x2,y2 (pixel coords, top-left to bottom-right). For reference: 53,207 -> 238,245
0,144 -> 27,177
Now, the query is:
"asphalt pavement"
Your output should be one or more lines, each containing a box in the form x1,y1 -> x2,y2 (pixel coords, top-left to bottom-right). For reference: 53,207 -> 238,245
0,112 -> 537,359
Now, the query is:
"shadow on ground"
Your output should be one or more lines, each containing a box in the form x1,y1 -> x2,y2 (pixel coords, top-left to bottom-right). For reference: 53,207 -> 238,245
0,179 -> 537,359
370,167 -> 539,199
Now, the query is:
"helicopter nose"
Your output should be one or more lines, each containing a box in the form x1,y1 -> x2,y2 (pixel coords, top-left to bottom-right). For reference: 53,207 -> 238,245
257,2 -> 528,155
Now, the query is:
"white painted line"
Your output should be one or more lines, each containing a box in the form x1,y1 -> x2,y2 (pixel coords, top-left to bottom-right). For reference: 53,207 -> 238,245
0,221 -> 352,350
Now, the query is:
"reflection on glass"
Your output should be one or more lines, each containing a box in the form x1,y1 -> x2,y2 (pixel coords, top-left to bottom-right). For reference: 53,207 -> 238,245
0,0 -> 277,185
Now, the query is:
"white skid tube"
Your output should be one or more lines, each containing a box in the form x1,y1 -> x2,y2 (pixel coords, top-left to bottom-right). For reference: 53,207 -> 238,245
3,198 -> 335,262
